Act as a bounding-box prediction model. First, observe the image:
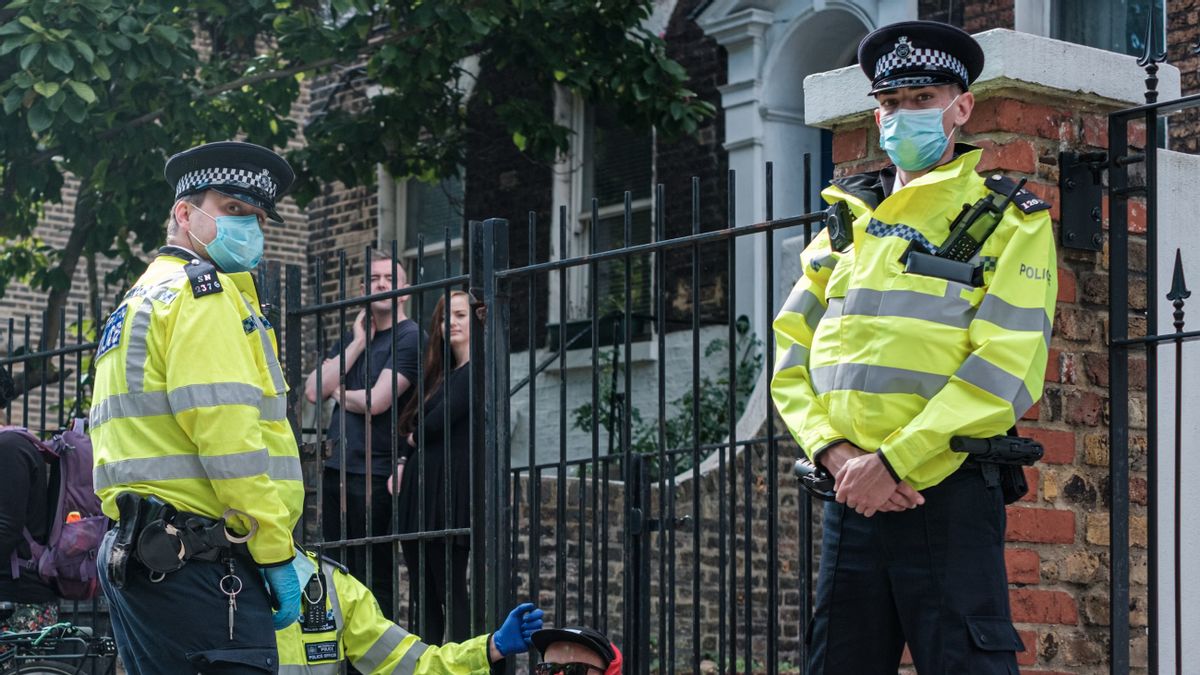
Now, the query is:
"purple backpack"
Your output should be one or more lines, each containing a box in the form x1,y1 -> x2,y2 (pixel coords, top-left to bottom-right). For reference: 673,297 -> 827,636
6,421 -> 107,600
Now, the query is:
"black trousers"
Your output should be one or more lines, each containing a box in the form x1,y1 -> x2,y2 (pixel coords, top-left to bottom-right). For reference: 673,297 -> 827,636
807,462 -> 1023,675
322,468 -> 398,621
98,530 -> 277,674
400,539 -> 470,645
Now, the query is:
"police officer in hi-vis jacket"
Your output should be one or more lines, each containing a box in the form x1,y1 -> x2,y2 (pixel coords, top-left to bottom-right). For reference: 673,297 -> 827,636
92,141 -> 304,674
771,21 -> 1056,674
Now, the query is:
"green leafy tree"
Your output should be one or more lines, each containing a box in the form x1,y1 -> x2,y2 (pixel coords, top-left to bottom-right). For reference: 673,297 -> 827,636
0,0 -> 714,350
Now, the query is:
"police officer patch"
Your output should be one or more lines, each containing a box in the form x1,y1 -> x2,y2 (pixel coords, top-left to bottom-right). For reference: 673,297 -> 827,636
985,174 -> 1051,214
305,641 -> 339,662
96,305 -> 127,361
185,259 -> 222,298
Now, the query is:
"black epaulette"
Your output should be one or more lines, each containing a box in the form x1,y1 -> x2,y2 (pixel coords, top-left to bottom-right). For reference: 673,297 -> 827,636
984,174 -> 1050,214
184,259 -> 223,298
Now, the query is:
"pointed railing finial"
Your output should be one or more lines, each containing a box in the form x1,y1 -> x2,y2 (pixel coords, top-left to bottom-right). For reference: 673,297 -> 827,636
1137,5 -> 1167,104
1168,248 -> 1191,332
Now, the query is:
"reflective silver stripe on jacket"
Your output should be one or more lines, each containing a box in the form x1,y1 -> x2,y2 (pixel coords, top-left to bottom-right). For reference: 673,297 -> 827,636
89,383 -> 286,429
781,286 -> 826,333
975,294 -> 1053,346
955,354 -> 1036,419
269,455 -> 304,482
810,363 -> 948,400
93,448 -> 300,490
355,624 -> 424,674
242,297 -> 286,396
774,344 -> 810,374
123,271 -> 187,392
123,301 -> 155,393
392,641 -> 430,675
824,287 -> 976,329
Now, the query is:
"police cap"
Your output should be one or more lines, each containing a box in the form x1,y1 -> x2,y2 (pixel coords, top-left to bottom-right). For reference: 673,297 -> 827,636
164,141 -> 295,223
858,20 -> 984,95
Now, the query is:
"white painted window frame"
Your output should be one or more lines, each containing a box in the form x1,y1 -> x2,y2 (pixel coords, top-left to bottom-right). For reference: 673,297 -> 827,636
376,167 -> 465,286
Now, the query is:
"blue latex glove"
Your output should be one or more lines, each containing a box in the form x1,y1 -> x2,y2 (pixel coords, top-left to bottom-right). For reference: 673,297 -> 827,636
262,559 -> 303,630
492,602 -> 545,656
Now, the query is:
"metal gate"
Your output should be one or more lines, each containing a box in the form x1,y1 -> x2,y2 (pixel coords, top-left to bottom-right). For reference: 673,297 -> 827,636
473,163 -> 825,673
269,161 -> 826,672
1102,55 -> 1199,674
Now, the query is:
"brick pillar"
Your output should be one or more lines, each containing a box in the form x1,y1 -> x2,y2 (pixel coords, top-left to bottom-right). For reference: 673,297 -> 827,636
804,29 -> 1182,675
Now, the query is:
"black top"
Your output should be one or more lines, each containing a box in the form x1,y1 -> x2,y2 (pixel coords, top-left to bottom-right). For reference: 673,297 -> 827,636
326,319 -> 422,477
395,364 -> 472,545
0,431 -> 55,603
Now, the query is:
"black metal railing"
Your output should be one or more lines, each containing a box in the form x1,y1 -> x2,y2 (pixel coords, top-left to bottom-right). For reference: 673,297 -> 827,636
281,236 -> 485,639
1107,79 -> 1200,675
476,159 -> 823,674
0,303 -> 116,675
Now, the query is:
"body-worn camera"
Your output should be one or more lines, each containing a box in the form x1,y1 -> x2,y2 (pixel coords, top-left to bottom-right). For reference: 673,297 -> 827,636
825,201 -> 854,252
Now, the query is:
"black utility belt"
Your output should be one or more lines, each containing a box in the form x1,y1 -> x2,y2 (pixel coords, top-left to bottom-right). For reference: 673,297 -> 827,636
110,493 -> 252,583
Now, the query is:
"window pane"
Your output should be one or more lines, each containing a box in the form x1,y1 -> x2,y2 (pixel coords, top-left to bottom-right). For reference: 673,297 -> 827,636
594,208 -> 654,320
405,250 -> 464,327
588,107 -> 653,206
1053,0 -> 1163,57
404,175 -> 464,251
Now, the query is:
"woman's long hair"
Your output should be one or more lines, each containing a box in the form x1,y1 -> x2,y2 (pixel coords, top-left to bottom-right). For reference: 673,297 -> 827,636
399,290 -> 470,435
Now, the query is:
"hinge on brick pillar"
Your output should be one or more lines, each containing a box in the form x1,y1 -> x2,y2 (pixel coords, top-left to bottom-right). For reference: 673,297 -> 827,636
1058,151 -> 1107,252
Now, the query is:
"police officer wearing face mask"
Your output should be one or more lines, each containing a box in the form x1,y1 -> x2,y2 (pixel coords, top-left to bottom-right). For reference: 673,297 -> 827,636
772,21 -> 1057,674
92,141 -> 304,674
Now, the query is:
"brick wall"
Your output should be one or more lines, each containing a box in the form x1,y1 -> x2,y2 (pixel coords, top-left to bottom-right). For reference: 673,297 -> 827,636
1168,0 -> 1200,152
829,87 -> 1148,673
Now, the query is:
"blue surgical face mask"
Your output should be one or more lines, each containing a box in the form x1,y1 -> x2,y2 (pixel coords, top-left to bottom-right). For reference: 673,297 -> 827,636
878,95 -> 959,172
186,204 -> 264,273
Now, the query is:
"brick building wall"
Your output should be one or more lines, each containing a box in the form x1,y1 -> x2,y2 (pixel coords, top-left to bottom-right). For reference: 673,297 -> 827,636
830,85 -> 1150,674
657,0 -> 729,326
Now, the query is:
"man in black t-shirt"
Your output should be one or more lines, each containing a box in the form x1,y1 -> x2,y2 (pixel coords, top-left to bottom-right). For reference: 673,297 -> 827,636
305,252 -> 421,620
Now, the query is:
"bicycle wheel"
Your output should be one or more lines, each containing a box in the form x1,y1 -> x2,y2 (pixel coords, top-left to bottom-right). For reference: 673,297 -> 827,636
14,661 -> 79,675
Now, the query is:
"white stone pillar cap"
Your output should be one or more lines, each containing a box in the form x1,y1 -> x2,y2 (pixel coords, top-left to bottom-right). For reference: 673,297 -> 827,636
804,28 -> 1182,128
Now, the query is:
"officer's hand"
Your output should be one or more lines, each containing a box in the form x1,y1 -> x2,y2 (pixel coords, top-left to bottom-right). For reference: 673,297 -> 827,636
834,453 -> 902,518
491,602 -> 545,658
262,562 -> 303,630
817,442 -> 866,476
879,481 -> 925,512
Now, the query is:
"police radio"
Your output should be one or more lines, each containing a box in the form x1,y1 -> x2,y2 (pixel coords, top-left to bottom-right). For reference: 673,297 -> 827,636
936,177 -> 1027,262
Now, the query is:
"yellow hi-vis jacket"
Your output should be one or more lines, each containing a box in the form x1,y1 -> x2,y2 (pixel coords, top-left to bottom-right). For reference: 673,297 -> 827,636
90,251 -> 302,565
771,148 -> 1057,490
278,552 -> 491,674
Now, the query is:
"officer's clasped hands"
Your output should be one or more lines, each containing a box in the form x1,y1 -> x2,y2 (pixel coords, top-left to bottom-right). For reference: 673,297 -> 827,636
492,602 -> 546,656
263,561 -> 304,630
824,441 -> 924,517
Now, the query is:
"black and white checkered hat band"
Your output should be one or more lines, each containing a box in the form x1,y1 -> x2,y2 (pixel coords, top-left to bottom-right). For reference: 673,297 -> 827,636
174,167 -> 278,200
875,47 -> 968,85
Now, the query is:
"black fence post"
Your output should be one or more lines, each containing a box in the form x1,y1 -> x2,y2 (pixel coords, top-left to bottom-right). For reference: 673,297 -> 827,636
283,264 -> 303,443
471,217 -> 511,651
624,452 -> 651,675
